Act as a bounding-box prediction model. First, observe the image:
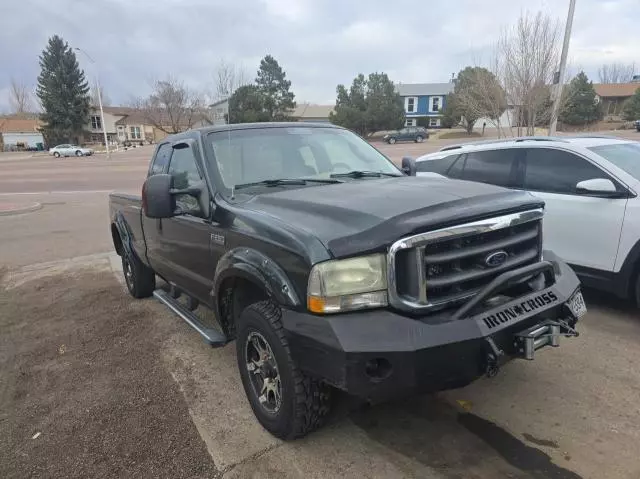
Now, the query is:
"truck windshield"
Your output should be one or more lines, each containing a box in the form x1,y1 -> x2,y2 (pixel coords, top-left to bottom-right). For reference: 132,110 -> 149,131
208,126 -> 402,192
588,143 -> 640,181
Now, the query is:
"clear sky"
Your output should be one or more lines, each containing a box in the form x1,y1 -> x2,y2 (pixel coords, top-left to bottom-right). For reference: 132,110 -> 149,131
0,0 -> 638,111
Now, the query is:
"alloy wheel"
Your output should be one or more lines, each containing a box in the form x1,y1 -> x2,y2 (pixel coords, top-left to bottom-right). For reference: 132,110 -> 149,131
245,331 -> 282,414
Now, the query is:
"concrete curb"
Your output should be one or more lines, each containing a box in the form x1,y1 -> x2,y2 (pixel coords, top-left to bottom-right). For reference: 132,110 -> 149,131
0,202 -> 42,216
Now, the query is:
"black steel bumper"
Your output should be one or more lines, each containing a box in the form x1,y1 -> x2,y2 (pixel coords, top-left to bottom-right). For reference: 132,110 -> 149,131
281,251 -> 582,402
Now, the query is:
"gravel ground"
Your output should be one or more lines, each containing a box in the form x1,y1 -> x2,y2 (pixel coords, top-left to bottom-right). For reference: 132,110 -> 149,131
0,269 -> 220,479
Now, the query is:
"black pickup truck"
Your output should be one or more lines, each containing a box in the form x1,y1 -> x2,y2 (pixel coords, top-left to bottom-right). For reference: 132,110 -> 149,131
109,123 -> 584,439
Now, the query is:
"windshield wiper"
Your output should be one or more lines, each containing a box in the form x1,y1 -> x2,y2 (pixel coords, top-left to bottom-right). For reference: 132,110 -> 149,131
330,170 -> 403,179
235,178 -> 343,190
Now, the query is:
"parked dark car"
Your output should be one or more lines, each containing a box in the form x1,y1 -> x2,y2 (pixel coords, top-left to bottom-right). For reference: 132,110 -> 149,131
383,126 -> 428,144
109,123 -> 583,440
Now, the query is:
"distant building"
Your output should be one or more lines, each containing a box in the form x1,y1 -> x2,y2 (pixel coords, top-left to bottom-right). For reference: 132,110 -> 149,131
0,115 -> 43,150
209,99 -> 229,126
395,82 -> 455,127
292,104 -> 334,123
593,83 -> 640,119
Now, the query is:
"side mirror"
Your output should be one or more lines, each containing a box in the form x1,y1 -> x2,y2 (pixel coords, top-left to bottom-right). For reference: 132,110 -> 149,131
576,178 -> 620,197
402,156 -> 417,176
142,174 -> 174,218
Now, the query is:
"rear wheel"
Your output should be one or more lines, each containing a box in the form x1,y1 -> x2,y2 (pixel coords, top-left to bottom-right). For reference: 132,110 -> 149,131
388,137 -> 396,144
236,300 -> 331,439
53,152 -> 60,158
415,135 -> 424,143
121,248 -> 156,298
75,150 -> 83,157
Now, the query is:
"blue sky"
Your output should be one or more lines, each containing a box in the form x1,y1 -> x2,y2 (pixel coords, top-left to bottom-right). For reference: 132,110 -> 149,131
0,0 -> 638,112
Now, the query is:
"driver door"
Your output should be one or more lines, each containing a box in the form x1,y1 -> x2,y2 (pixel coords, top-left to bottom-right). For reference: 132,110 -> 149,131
154,141 -> 218,302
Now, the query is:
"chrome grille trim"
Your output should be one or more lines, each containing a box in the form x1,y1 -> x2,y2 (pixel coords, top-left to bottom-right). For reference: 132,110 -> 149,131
387,208 -> 544,312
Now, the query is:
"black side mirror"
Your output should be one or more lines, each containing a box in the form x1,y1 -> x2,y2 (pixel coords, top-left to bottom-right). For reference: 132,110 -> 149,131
142,174 -> 175,218
402,156 -> 417,176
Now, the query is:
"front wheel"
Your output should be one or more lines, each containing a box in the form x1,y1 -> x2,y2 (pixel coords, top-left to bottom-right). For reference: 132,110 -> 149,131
415,135 -> 424,143
53,152 -> 60,158
121,249 -> 156,298
388,137 -> 396,144
236,301 -> 331,439
75,150 -> 83,157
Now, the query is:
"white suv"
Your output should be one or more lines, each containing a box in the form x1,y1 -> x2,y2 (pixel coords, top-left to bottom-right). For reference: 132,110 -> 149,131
414,136 -> 640,304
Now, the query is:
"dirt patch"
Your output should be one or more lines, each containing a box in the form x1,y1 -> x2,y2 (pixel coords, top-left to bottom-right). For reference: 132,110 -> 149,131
0,269 -> 220,478
437,131 -> 482,140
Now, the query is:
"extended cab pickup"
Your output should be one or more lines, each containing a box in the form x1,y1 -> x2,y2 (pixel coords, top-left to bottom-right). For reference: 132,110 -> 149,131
109,123 -> 584,439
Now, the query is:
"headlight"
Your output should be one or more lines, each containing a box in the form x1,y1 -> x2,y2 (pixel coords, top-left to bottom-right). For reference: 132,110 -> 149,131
307,254 -> 388,314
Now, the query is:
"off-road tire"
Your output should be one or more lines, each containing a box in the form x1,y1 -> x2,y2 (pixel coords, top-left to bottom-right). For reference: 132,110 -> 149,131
53,152 -> 60,158
236,300 -> 331,439
121,248 -> 156,298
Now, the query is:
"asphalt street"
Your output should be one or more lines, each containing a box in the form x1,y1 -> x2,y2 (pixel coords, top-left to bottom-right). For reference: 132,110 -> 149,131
1,135 -> 640,478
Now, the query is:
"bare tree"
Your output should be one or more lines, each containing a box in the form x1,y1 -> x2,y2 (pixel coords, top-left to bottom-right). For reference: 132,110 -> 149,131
598,62 -> 636,84
90,83 -> 111,107
212,59 -> 248,101
137,76 -> 206,134
494,11 -> 561,135
9,77 -> 33,114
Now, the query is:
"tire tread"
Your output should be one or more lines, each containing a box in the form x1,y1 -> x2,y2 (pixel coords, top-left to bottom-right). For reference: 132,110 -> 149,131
243,300 -> 331,439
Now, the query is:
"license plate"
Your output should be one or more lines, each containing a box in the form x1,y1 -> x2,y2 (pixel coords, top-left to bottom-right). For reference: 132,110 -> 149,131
566,290 -> 587,318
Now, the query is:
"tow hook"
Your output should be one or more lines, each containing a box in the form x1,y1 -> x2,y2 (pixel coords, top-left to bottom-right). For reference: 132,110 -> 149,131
485,337 -> 504,378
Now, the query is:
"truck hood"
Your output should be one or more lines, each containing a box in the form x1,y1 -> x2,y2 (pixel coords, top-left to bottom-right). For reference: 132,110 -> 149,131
241,176 -> 544,258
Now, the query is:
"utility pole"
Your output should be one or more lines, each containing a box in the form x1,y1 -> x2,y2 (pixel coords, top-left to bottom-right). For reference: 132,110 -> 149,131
549,0 -> 577,135
74,47 -> 110,158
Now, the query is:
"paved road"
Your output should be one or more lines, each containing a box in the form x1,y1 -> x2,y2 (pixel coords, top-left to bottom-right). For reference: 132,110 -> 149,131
2,134 -> 640,478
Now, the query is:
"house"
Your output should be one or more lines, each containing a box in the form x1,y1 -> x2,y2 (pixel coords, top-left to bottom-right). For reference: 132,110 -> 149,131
396,82 -> 455,127
85,106 -> 155,145
209,99 -> 229,126
593,82 -> 640,119
0,115 -> 44,151
292,104 -> 334,123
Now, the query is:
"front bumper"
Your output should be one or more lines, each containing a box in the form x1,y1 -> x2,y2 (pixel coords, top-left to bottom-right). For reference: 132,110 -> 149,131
281,251 -> 582,402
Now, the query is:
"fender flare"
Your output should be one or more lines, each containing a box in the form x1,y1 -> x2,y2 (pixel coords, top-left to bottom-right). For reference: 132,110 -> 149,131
212,247 -> 301,309
112,212 -> 134,258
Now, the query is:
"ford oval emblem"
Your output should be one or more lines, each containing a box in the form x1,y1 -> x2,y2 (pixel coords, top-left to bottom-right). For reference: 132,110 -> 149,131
485,250 -> 508,268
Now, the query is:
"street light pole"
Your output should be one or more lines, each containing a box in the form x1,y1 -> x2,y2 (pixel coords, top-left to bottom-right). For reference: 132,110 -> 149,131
549,0 -> 577,136
74,47 -> 110,157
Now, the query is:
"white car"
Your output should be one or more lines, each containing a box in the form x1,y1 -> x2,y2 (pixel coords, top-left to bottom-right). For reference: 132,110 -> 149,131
413,136 -> 640,305
49,144 -> 94,157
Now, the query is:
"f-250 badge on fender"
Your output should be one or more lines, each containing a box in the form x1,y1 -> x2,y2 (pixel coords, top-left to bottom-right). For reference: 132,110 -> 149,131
482,291 -> 559,329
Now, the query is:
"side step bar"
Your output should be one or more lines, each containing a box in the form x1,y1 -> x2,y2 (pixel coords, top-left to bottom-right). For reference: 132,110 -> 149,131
153,289 -> 228,347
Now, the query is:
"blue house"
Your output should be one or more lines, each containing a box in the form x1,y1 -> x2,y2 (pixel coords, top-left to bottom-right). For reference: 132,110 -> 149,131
396,82 -> 455,127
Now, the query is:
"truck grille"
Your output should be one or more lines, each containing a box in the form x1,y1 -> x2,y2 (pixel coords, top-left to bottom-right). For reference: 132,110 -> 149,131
387,209 -> 544,312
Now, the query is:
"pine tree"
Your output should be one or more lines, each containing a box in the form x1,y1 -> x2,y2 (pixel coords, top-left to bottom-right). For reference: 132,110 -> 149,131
36,35 -> 90,145
622,87 -> 640,121
559,71 -> 603,126
329,73 -> 404,136
255,55 -> 296,121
